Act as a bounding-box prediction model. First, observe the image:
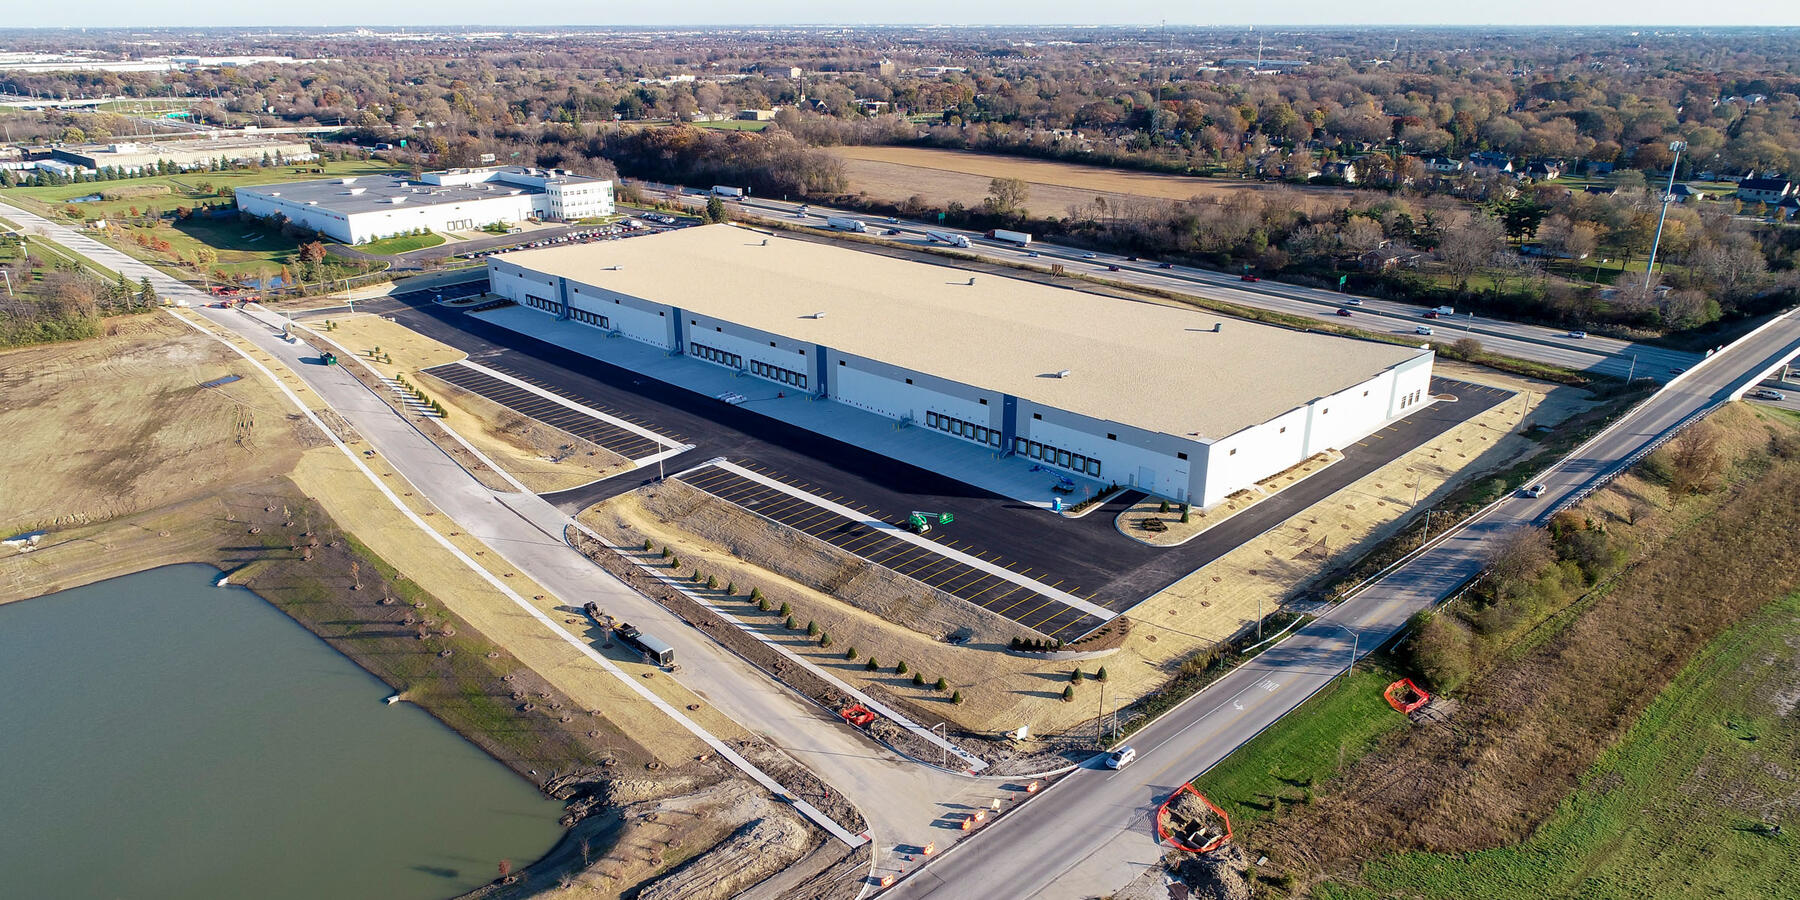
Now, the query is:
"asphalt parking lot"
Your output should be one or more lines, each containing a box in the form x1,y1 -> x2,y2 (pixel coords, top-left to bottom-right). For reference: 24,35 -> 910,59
352,286 -> 1510,637
678,461 -> 1106,637
423,361 -> 682,460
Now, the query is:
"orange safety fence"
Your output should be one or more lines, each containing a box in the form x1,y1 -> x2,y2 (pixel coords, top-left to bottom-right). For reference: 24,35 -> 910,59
1384,677 -> 1431,714
1156,783 -> 1233,854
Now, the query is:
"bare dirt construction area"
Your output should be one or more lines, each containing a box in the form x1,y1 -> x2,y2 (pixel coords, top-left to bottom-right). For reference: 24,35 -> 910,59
830,145 -> 1352,218
317,313 -> 626,492
0,312 -> 310,550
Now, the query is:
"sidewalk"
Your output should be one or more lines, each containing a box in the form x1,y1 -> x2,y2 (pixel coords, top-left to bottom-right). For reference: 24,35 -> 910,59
474,304 -> 1109,510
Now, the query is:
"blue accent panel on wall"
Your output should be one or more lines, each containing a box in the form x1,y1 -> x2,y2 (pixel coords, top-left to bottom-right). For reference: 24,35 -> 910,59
555,276 -> 571,320
669,306 -> 685,353
814,345 -> 829,397
1001,395 -> 1019,454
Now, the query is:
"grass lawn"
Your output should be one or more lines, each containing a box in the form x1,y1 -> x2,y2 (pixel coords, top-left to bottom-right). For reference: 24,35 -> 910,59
696,118 -> 770,132
1320,591 -> 1800,900
0,159 -> 405,223
1192,660 -> 1409,829
357,231 -> 446,255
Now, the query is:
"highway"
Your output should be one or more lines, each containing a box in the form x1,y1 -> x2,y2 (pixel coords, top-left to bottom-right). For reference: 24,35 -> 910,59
637,182 -> 1699,382
887,307 -> 1800,900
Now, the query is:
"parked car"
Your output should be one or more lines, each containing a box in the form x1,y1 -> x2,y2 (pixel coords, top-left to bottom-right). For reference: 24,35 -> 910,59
1752,389 -> 1786,401
1105,746 -> 1137,769
1416,325 -> 1434,335
1336,307 -> 1354,317
1240,274 -> 1259,282
1524,484 -> 1547,498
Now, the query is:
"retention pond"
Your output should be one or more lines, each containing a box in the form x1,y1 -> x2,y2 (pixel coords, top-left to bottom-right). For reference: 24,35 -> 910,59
0,564 -> 562,899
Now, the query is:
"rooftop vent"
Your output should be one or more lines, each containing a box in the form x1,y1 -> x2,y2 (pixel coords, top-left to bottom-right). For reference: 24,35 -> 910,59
268,191 -> 280,197
808,311 -> 827,319
338,177 -> 357,185
347,187 -> 365,195
387,196 -> 406,204
1054,369 -> 1072,378
1213,322 -> 1222,333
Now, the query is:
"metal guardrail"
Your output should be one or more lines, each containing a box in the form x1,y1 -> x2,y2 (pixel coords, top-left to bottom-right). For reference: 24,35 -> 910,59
1542,402 -> 1720,521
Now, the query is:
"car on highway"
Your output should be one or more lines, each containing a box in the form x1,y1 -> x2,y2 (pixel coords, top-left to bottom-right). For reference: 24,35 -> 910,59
1081,251 -> 1098,259
1106,264 -> 1121,271
1336,307 -> 1354,316
1104,746 -> 1137,769
1417,325 -> 1434,335
1240,273 -> 1259,282
1524,484 -> 1547,498
887,216 -> 899,223
1027,250 -> 1040,257
1344,297 -> 1363,305
1568,330 -> 1588,339
1752,389 -> 1786,401
884,228 -> 901,235
1423,310 -> 1441,319
1125,255 -> 1139,261
1158,262 -> 1174,269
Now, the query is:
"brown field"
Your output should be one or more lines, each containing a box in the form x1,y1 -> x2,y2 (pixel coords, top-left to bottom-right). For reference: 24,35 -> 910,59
830,145 -> 1353,218
1260,402 -> 1800,886
0,313 -> 310,539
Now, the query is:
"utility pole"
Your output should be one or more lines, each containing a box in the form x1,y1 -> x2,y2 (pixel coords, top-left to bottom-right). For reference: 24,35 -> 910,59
1627,354 -> 1637,383
1643,140 -> 1686,296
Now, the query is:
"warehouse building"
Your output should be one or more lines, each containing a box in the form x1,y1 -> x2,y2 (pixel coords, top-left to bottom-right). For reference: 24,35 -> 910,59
487,225 -> 1434,506
235,165 -> 613,244
52,137 -> 316,173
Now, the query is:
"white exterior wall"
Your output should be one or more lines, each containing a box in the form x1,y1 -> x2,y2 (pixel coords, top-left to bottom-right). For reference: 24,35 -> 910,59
1305,369 -> 1399,454
1386,354 -> 1434,417
567,285 -> 672,348
239,189 -> 537,243
683,313 -> 810,384
831,356 -> 997,432
1018,409 -> 1193,497
546,180 -> 615,219
1201,405 -> 1312,506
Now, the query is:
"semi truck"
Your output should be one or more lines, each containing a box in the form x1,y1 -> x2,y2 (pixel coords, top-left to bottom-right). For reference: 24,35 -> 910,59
986,229 -> 1033,246
711,185 -> 745,199
614,623 -> 676,666
926,230 -> 971,248
825,216 -> 867,233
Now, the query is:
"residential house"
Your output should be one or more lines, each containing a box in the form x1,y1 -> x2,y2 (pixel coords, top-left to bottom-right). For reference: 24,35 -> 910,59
1423,157 -> 1464,175
1737,177 -> 1794,205
1319,160 -> 1357,183
1525,160 -> 1563,180
1468,151 -> 1514,174
1667,183 -> 1704,203
1775,196 -> 1800,222
1359,245 -> 1424,272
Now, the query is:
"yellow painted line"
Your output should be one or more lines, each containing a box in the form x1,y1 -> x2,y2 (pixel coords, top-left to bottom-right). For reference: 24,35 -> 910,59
1013,600 -> 1062,627
963,578 -> 1014,602
1044,618 -> 1085,638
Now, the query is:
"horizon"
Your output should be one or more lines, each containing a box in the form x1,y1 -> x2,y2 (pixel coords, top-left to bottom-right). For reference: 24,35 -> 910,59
7,3 -> 1800,30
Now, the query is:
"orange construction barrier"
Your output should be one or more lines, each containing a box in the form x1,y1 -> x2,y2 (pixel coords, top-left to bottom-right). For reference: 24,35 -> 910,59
1155,783 -> 1233,854
1383,678 -> 1431,714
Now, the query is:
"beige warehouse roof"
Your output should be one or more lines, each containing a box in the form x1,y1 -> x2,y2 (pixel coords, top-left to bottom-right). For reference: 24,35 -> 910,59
498,224 -> 1427,440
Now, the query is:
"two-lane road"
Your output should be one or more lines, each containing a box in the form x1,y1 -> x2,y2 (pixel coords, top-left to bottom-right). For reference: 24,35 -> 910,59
890,307 -> 1800,900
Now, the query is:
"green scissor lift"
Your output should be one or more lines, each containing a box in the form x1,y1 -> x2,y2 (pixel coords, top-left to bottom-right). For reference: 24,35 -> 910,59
907,511 -> 954,534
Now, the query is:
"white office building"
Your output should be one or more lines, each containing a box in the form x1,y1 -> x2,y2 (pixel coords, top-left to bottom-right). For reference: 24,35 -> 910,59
486,225 -> 1435,506
235,166 -> 613,244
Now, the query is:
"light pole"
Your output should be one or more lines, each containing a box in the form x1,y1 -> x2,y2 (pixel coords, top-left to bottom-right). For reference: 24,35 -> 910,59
1643,140 -> 1686,296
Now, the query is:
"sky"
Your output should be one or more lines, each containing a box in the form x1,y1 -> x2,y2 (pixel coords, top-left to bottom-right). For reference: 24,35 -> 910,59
17,2 -> 1800,29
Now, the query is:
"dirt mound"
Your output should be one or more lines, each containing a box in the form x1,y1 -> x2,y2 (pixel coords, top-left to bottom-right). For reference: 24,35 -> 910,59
636,813 -> 810,900
1172,843 -> 1251,900
1159,790 -> 1228,849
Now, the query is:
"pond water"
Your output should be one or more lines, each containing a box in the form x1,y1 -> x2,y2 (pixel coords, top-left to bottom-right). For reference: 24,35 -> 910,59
0,564 -> 563,899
